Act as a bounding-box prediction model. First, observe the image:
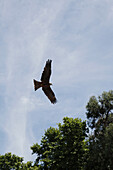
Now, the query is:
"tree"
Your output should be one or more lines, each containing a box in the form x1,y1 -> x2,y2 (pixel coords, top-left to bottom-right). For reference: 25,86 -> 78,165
86,90 -> 113,133
85,90 -> 113,170
31,117 -> 88,170
85,114 -> 113,170
0,152 -> 38,170
103,121 -> 113,169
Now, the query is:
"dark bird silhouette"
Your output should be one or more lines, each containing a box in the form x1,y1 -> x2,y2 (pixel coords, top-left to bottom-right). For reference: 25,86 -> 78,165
33,59 -> 57,104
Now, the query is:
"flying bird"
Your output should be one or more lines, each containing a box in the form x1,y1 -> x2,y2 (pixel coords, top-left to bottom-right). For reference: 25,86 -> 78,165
33,59 -> 57,104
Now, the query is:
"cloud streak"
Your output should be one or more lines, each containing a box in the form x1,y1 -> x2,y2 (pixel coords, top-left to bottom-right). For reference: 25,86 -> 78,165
0,0 -> 71,161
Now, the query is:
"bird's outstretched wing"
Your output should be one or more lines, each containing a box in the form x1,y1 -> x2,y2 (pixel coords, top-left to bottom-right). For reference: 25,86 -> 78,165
42,86 -> 57,104
41,59 -> 52,84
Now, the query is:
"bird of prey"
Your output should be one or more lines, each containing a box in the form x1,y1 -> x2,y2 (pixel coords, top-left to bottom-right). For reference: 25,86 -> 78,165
33,59 -> 57,104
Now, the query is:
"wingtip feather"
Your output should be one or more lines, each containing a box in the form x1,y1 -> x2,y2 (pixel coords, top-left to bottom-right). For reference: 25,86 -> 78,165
47,59 -> 52,64
52,98 -> 57,104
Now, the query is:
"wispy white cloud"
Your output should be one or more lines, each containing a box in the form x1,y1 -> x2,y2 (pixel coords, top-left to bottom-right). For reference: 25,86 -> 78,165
0,0 -> 71,161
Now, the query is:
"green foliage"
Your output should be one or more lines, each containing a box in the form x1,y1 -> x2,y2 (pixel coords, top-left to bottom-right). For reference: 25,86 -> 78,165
86,90 -> 113,130
85,90 -> 113,170
85,115 -> 113,170
31,117 -> 88,169
104,122 -> 113,169
0,153 -> 23,170
0,153 -> 38,170
1,90 -> 113,169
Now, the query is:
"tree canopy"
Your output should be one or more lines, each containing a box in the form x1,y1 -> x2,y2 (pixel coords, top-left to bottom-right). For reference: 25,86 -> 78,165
0,152 -> 36,170
1,90 -> 113,169
86,90 -> 113,131
85,90 -> 113,170
31,117 -> 88,169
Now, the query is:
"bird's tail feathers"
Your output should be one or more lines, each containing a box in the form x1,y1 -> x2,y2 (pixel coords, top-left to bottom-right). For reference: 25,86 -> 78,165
33,79 -> 42,91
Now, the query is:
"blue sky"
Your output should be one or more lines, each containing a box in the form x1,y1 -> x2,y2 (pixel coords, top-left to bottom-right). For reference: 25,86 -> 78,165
0,0 -> 113,162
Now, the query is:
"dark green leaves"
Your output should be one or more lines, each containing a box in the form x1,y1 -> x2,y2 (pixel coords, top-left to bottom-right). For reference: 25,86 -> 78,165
86,90 -> 113,129
85,90 -> 113,170
31,117 -> 88,169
